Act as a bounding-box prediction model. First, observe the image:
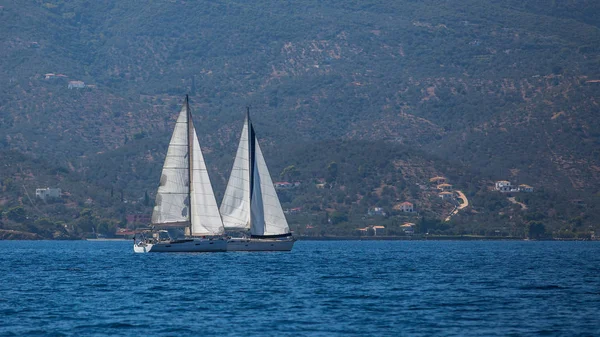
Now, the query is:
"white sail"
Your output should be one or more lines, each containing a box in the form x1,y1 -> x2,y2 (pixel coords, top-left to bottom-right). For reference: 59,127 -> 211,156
152,104 -> 190,225
190,130 -> 225,235
221,112 -> 290,237
152,97 -> 224,237
220,116 -> 251,230
250,141 -> 290,236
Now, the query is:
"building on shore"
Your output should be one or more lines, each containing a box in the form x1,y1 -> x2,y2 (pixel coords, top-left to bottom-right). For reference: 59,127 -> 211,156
356,225 -> 386,236
401,223 -> 415,235
373,225 -> 386,236
126,214 -> 151,224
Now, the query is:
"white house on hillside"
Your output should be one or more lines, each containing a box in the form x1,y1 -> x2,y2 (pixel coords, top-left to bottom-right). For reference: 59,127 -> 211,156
495,180 -> 533,193
495,181 -> 512,192
36,187 -> 61,200
368,207 -> 386,216
68,80 -> 85,89
518,184 -> 534,192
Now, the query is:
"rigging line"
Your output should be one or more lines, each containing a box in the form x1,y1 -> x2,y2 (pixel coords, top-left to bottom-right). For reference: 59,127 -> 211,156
22,185 -> 45,216
186,94 -> 193,235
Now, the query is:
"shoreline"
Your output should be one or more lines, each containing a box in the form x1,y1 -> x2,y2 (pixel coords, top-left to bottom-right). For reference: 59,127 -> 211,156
0,235 -> 593,241
295,236 -> 593,241
295,236 -> 523,241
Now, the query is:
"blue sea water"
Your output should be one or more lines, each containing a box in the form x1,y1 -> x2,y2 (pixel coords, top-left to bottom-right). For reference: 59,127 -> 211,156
0,240 -> 599,336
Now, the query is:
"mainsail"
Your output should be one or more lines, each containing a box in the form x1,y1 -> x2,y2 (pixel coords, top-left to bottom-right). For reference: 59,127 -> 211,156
220,110 -> 290,237
152,96 -> 224,236
151,102 -> 190,226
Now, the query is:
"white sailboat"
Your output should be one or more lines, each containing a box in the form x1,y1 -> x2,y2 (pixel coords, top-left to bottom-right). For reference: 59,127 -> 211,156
134,95 -> 227,253
220,108 -> 295,251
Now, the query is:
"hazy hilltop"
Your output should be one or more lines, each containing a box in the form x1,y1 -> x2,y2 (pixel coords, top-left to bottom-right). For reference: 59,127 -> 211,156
1,0 -> 599,238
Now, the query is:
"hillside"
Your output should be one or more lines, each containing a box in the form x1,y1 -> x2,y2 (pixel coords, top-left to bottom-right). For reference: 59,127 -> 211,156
2,138 -> 595,239
0,0 -> 599,237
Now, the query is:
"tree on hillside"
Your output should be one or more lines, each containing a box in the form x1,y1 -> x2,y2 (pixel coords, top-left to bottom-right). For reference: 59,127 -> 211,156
527,221 -> 546,239
280,165 -> 299,181
329,211 -> 348,225
326,161 -> 338,185
34,218 -> 55,228
96,220 -> 117,237
75,209 -> 97,234
143,191 -> 150,206
33,217 -> 68,238
2,178 -> 15,192
6,206 -> 26,223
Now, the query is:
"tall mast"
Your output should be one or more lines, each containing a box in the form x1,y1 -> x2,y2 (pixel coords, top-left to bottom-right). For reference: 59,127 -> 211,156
247,106 -> 255,230
186,94 -> 193,236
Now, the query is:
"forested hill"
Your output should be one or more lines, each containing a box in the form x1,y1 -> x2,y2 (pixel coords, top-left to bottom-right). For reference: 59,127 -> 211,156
0,0 -> 599,237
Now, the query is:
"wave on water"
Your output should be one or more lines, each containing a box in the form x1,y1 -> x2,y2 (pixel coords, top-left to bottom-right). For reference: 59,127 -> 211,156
0,240 -> 599,336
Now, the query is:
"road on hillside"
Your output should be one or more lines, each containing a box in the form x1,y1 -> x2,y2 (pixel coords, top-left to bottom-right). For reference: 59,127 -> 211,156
456,190 -> 469,209
445,190 -> 469,221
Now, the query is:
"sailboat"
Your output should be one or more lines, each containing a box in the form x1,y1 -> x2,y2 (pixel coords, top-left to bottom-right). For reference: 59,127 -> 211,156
134,95 -> 227,253
220,108 -> 295,251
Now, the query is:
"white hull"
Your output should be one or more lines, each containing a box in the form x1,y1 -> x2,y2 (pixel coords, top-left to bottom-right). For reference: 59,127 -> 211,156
134,238 -> 227,253
226,238 -> 295,251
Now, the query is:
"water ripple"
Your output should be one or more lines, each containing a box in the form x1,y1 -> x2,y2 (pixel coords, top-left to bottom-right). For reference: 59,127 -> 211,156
0,240 -> 599,336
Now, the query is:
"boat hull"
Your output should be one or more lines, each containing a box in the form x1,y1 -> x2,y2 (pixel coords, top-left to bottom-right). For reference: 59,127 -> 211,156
134,238 -> 227,253
226,238 -> 295,251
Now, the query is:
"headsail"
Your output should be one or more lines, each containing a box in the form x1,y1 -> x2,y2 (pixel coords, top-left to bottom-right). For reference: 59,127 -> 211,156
220,115 -> 251,230
250,140 -> 290,236
190,130 -> 225,235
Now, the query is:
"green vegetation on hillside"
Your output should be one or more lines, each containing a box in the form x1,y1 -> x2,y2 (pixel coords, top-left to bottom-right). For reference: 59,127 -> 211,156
1,1 -> 599,238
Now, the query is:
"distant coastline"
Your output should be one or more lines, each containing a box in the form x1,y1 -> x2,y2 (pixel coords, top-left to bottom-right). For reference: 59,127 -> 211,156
0,228 -> 593,242
295,235 -> 522,241
295,235 -> 593,241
